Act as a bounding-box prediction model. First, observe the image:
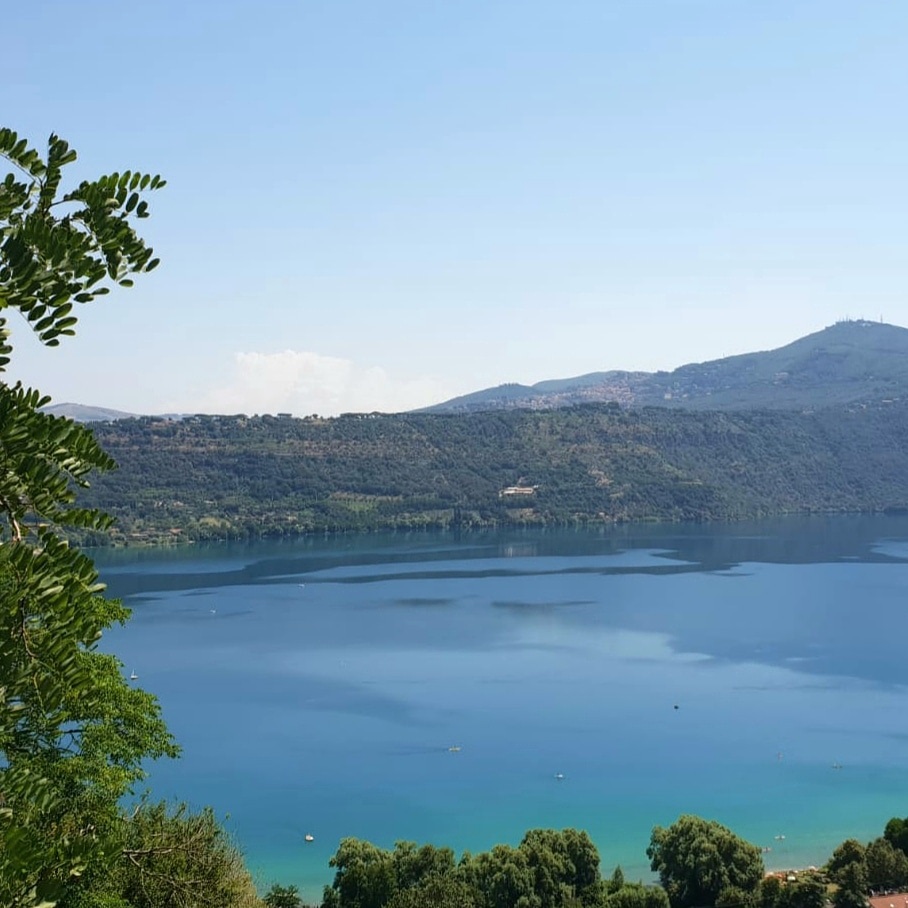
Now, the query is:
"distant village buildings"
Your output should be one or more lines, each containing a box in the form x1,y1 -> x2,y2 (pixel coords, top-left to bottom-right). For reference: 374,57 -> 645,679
498,485 -> 538,498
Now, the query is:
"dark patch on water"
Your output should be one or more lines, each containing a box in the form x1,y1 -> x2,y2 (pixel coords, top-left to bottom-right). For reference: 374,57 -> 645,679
491,599 -> 595,610
394,597 -> 456,607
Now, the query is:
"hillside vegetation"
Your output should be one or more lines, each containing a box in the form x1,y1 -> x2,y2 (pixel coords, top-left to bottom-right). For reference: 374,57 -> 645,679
78,397 -> 908,543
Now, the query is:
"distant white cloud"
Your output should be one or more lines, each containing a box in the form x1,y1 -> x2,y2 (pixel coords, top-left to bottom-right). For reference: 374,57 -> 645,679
170,350 -> 452,417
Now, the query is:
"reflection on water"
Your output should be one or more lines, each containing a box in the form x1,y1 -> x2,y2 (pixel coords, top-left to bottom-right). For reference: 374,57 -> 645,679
97,516 -> 908,900
98,514 -> 908,592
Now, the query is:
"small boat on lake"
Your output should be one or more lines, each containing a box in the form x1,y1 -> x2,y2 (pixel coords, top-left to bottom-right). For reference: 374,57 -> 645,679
304,834 -> 315,843
129,671 -> 138,681
448,745 -> 462,753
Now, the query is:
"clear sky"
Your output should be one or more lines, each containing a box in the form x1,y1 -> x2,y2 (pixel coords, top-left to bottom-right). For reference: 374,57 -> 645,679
5,1 -> 908,416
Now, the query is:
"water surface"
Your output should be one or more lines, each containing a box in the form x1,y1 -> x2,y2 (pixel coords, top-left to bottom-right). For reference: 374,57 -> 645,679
98,516 -> 908,900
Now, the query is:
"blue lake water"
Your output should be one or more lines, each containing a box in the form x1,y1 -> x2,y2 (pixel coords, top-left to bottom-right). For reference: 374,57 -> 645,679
97,516 -> 908,902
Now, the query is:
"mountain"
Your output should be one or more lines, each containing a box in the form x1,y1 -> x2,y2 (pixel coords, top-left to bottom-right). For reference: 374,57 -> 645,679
55,319 -> 908,545
425,320 -> 908,413
42,403 -> 139,422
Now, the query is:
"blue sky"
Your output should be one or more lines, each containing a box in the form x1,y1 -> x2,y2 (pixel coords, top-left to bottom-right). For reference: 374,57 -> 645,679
4,1 -> 908,415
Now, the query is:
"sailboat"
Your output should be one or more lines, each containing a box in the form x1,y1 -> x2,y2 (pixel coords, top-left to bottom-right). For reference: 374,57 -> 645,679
129,670 -> 138,681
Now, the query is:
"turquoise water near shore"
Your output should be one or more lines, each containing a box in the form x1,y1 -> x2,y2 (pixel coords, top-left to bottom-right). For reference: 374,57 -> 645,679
98,517 -> 908,902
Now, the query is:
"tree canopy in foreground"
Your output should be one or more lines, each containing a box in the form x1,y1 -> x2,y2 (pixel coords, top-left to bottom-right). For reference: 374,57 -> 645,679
647,815 -> 764,908
0,129 -> 176,906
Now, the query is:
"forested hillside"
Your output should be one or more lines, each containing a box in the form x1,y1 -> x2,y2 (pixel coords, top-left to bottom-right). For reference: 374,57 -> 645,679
77,399 -> 908,544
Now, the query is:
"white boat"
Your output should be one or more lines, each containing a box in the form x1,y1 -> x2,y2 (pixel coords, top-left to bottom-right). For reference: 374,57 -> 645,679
129,671 -> 138,681
554,773 -> 565,780
304,834 -> 315,843
448,745 -> 461,753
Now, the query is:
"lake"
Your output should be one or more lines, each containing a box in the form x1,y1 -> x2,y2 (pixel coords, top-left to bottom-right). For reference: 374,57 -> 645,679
97,515 -> 908,902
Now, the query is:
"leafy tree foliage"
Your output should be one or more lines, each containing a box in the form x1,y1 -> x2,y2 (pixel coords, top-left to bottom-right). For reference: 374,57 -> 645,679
759,874 -> 827,908
0,128 -> 161,364
461,842 -> 536,908
827,841 -> 867,887
605,881 -> 671,908
884,818 -> 908,858
647,816 -> 764,908
760,876 -> 784,908
385,874 -> 477,908
263,883 -> 304,908
715,885 -> 756,908
322,838 -> 398,908
518,828 -> 602,906
322,827 -> 675,908
779,875 -> 827,908
608,868 -> 626,893
863,838 -> 908,892
0,130 -> 173,906
59,802 -> 261,908
391,840 -> 456,891
831,861 -> 868,908
823,818 -> 908,908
